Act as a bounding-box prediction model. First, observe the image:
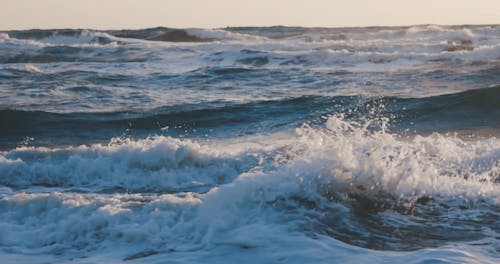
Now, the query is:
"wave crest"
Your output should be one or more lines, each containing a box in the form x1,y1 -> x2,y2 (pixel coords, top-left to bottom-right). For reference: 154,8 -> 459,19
0,136 -> 258,192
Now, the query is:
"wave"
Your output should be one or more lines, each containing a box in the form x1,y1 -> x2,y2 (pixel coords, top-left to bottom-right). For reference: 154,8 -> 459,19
2,86 -> 499,149
1,95 -> 498,196
0,45 -> 153,64
108,27 -> 210,42
0,96 -> 333,149
0,113 -> 498,258
4,29 -> 115,44
2,25 -> 500,66
1,28 -> 227,45
3,24 -> 498,45
0,136 -> 259,193
356,85 -> 500,133
226,24 -> 500,41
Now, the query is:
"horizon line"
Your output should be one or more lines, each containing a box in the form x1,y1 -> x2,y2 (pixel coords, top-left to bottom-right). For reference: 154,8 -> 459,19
2,23 -> 499,32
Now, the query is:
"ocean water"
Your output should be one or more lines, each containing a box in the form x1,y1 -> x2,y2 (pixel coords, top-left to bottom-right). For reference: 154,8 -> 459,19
0,25 -> 499,263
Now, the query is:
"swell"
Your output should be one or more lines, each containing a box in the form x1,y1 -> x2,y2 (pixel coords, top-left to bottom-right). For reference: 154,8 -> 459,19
0,46 -> 153,64
108,27 -> 211,42
1,86 -> 500,149
0,96 -> 336,149
378,85 -> 500,132
306,85 -> 500,135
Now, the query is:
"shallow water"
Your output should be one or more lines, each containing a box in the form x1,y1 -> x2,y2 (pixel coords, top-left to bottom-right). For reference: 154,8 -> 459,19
0,25 -> 499,263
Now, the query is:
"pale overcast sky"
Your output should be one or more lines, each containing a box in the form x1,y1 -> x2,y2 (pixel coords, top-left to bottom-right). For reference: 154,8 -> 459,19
1,0 -> 499,30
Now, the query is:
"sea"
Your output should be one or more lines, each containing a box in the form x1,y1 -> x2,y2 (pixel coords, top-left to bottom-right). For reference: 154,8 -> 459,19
0,25 -> 499,263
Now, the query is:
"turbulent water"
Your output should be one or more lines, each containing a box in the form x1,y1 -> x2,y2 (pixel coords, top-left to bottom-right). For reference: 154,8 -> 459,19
0,25 -> 499,263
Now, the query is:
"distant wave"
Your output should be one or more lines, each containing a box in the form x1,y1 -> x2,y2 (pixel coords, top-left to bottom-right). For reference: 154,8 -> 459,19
3,24 -> 500,43
2,28 -> 216,44
108,27 -> 210,42
2,25 -> 500,65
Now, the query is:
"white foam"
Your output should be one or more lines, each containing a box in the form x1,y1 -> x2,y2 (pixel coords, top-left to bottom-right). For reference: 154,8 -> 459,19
0,120 -> 499,262
0,136 -> 259,192
23,64 -> 42,73
186,28 -> 267,42
1,185 -> 495,264
1,131 -> 498,262
0,33 -> 10,41
307,115 -> 500,198
37,30 -> 117,46
1,116 -> 498,197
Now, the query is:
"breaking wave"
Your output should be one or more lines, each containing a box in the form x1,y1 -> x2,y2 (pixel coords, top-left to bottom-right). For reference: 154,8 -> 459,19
0,114 -> 498,261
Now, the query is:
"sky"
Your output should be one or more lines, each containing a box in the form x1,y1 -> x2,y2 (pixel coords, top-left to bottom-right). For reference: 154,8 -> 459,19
1,0 -> 499,30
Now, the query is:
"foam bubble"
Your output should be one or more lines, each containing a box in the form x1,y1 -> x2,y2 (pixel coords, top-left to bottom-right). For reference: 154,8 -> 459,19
24,64 -> 42,73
